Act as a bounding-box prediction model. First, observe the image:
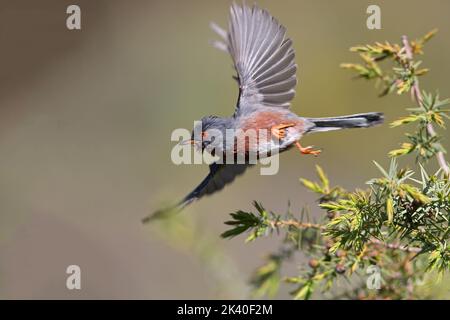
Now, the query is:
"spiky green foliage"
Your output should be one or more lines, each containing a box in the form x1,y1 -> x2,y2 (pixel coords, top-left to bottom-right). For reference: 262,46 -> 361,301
389,92 -> 450,161
222,32 -> 450,299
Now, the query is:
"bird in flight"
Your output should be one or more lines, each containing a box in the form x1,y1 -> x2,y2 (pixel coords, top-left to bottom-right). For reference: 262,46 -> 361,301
144,3 -> 383,222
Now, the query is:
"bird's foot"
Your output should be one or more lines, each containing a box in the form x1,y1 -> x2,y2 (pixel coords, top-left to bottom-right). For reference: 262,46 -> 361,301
295,142 -> 321,156
271,123 -> 295,140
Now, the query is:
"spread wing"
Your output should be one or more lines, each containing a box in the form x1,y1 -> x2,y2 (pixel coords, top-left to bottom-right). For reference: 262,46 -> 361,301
211,3 -> 298,111
144,163 -> 250,222
178,163 -> 250,208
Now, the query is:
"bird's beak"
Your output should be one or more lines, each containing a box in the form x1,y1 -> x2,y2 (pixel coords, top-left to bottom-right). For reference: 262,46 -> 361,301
179,139 -> 197,146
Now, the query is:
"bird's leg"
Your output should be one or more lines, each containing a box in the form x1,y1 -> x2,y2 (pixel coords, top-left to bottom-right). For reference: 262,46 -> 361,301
295,141 -> 321,156
271,123 -> 295,140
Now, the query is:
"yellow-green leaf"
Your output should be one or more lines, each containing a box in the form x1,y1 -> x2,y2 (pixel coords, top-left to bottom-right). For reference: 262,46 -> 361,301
386,196 -> 394,223
315,165 -> 329,191
390,115 -> 420,128
300,178 -> 323,194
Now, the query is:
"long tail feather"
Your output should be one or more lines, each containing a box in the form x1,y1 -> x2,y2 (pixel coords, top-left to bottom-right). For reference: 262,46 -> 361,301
307,112 -> 384,133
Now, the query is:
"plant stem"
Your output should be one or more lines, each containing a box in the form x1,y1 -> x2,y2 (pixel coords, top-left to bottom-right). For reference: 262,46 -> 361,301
269,219 -> 324,230
267,218 -> 422,253
401,35 -> 450,176
369,238 -> 421,253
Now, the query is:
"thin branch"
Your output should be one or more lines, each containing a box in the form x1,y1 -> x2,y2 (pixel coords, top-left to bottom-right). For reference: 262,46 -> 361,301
369,238 -> 422,253
267,219 -> 422,253
402,35 -> 450,176
269,219 -> 324,230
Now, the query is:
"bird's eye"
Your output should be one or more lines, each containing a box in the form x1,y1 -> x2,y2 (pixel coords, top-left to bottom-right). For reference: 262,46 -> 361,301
201,131 -> 208,139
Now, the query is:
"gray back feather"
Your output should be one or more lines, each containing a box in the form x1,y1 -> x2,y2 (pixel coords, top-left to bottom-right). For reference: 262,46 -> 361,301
211,3 -> 298,112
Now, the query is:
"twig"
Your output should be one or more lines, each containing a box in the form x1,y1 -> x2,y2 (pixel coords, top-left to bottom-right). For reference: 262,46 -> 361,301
267,219 -> 422,253
269,219 -> 324,230
402,35 -> 450,176
369,238 -> 422,253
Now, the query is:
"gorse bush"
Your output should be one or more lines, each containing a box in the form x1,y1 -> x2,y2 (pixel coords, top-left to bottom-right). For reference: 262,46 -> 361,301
222,31 -> 450,299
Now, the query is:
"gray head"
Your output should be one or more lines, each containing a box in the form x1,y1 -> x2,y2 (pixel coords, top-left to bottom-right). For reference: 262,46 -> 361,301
189,115 -> 231,152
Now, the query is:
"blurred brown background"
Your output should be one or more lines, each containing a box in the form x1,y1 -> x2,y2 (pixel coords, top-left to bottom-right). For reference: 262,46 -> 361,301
0,0 -> 449,299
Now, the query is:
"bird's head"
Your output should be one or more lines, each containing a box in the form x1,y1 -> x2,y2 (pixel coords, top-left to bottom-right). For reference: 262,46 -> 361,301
182,116 -> 230,153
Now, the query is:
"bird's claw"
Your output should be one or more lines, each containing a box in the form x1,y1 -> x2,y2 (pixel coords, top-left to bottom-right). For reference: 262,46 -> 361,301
271,123 -> 294,140
295,142 -> 322,156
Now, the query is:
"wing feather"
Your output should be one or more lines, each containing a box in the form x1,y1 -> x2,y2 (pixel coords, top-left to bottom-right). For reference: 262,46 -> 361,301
183,163 -> 249,204
211,3 -> 298,111
143,164 -> 250,222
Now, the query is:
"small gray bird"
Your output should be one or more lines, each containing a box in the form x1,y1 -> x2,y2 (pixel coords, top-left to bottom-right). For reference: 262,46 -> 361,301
144,3 -> 383,222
